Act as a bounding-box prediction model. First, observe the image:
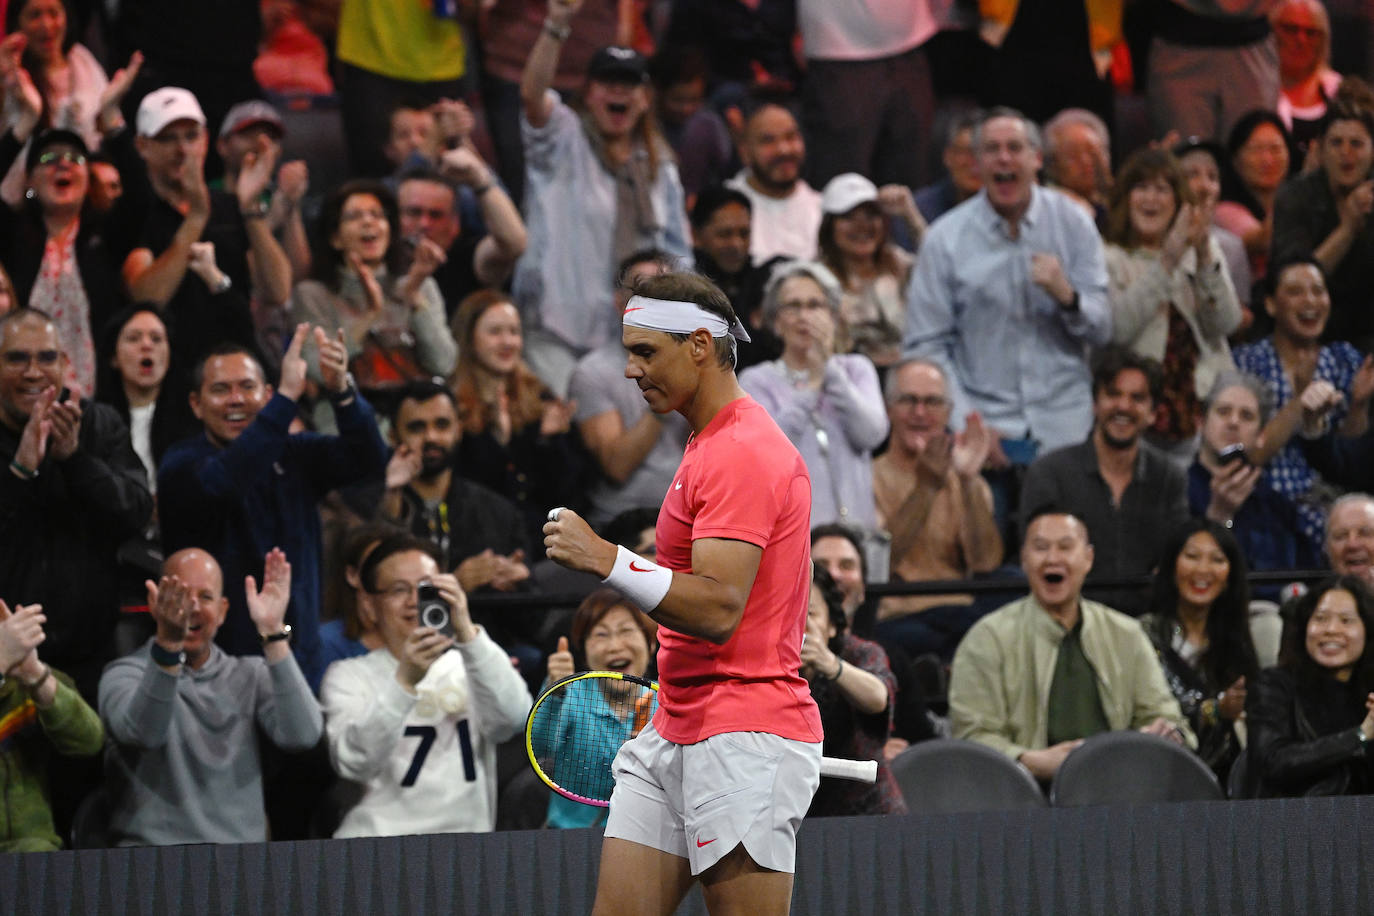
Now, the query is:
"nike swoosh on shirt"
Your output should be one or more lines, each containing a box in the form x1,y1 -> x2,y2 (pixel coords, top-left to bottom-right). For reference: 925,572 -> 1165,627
674,480 -> 683,490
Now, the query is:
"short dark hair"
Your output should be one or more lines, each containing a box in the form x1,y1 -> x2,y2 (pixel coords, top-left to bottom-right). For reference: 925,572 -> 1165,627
631,271 -> 740,369
396,165 -> 457,198
0,307 -> 55,341
388,378 -> 456,426
1320,98 -> 1374,145
811,522 -> 868,582
1267,253 -> 1327,298
690,185 -> 751,230
1090,344 -> 1164,405
647,45 -> 710,92
617,248 -> 677,288
603,507 -> 659,549
357,531 -> 441,593
190,343 -> 263,392
1022,504 -> 1092,545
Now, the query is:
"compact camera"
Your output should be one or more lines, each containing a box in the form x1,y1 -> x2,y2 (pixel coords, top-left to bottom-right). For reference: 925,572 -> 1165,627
417,582 -> 455,638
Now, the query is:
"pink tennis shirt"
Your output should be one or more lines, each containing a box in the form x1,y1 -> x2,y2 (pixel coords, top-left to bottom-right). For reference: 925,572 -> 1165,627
650,396 -> 823,745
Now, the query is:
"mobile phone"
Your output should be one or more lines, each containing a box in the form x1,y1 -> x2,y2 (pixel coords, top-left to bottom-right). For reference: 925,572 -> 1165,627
1217,442 -> 1247,466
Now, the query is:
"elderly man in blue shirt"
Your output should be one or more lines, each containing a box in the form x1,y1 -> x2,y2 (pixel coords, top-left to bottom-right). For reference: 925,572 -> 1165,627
902,107 -> 1111,463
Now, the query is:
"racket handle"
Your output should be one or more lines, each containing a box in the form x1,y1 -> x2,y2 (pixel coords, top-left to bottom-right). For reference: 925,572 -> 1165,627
820,756 -> 877,784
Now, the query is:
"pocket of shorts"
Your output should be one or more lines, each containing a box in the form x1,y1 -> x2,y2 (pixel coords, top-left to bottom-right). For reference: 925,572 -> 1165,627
686,734 -> 783,812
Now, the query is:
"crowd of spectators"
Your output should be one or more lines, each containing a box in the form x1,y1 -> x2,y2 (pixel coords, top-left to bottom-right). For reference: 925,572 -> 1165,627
4,0 -> 1374,853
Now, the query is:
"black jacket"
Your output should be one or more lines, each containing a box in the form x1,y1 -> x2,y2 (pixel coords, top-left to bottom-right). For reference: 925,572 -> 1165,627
1247,666 -> 1374,798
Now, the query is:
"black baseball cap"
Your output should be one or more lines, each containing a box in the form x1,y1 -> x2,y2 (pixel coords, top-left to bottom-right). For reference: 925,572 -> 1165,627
587,46 -> 648,84
25,128 -> 89,173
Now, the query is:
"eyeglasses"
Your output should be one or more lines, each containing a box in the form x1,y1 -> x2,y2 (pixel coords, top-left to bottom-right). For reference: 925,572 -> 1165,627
37,150 -> 86,167
2,349 -> 60,369
370,580 -> 422,602
892,394 -> 948,410
777,298 -> 829,313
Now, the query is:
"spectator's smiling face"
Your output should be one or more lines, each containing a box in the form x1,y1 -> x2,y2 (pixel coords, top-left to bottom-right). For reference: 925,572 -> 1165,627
1022,514 -> 1093,612
385,108 -> 439,167
1092,368 -> 1154,450
113,310 -> 170,392
1320,118 -> 1373,194
1201,384 -> 1261,457
887,361 -> 951,452
1327,500 -> 1374,580
1126,175 -> 1178,248
585,78 -> 649,141
741,106 -> 805,194
1048,121 -> 1107,200
370,550 -> 441,657
16,0 -> 65,64
331,192 -> 390,269
1265,262 -> 1330,344
1305,587 -> 1366,678
0,316 -> 64,428
30,141 -> 88,214
164,550 -> 230,666
190,353 -> 271,445
470,301 -> 523,376
582,605 -> 652,678
1234,123 -> 1289,194
1174,531 -> 1230,611
1178,149 -> 1221,213
977,116 -> 1041,220
832,202 -> 885,262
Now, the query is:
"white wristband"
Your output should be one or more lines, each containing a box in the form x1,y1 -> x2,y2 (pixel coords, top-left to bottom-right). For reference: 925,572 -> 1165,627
602,544 -> 673,612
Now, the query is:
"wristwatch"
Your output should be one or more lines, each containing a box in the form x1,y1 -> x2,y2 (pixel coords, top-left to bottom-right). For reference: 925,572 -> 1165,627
150,641 -> 187,668
261,625 -> 293,646
329,373 -> 358,405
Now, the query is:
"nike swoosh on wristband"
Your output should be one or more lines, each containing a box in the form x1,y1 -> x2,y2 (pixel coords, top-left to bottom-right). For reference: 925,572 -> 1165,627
623,306 -> 644,313
629,561 -> 656,572
696,837 -> 717,848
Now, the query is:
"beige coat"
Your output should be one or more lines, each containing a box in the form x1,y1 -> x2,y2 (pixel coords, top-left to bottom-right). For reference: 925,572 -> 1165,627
949,595 -> 1195,760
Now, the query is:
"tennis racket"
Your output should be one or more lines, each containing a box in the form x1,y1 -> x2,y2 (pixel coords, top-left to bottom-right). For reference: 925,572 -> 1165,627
526,671 -> 878,807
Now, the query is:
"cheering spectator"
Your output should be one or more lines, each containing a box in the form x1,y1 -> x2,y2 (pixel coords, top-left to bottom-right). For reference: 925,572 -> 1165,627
1104,148 -> 1243,459
949,509 -> 1193,783
1019,346 -> 1188,615
100,547 -> 322,845
1174,137 -> 1254,320
320,534 -> 531,836
540,588 -> 658,829
1140,520 -> 1259,784
740,261 -> 888,531
158,324 -> 389,691
904,107 -> 1110,458
1232,256 -> 1374,549
289,179 -> 456,419
0,598 -> 103,852
1272,0 -> 1344,154
803,567 -> 905,817
516,4 -> 690,396
0,2 -> 107,205
872,359 -> 1002,659
449,290 -> 587,551
817,173 -> 915,369
1248,575 -> 1374,797
1270,98 -> 1374,350
725,101 -> 822,265
0,309 -> 152,699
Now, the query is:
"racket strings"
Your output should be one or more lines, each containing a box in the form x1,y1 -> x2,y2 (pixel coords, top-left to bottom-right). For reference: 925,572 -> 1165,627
528,675 -> 657,805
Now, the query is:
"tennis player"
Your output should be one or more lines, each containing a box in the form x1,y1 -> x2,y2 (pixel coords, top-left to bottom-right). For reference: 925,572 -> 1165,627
544,271 -> 824,915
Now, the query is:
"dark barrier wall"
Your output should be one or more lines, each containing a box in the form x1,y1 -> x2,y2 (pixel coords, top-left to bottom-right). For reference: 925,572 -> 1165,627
6,797 -> 1374,914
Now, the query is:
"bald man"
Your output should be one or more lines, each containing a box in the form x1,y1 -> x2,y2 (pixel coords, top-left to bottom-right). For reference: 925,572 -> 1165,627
98,547 -> 322,847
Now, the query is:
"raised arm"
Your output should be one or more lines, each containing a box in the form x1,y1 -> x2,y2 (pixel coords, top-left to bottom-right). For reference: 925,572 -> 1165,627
439,147 -> 526,287
521,0 -> 585,129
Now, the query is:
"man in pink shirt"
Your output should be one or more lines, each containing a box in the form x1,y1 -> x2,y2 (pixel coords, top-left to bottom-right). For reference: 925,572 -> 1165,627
545,271 -> 823,915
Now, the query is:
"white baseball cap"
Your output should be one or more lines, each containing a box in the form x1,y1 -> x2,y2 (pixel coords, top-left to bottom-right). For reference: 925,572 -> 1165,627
136,87 -> 207,139
820,173 -> 879,215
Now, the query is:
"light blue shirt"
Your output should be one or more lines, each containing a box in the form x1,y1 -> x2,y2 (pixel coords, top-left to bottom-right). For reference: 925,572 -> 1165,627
514,91 -> 691,352
902,185 -> 1111,453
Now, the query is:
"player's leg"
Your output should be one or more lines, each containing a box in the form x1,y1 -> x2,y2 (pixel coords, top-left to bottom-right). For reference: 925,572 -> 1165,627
699,844 -> 794,916
591,837 -> 695,916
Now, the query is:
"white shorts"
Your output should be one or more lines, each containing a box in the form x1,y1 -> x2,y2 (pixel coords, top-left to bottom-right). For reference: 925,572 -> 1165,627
604,722 -> 822,876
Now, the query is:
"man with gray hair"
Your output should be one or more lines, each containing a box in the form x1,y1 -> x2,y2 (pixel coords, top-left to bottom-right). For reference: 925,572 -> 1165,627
1189,370 -> 1321,571
871,357 -> 1003,659
1325,493 -> 1374,584
903,107 -> 1111,459
1043,108 -> 1112,223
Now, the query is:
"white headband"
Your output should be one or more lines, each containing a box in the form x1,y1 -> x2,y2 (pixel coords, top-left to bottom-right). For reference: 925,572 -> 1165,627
622,295 -> 751,344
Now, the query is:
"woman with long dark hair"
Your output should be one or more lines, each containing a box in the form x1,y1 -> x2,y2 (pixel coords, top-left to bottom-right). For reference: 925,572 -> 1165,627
1247,575 -> 1374,797
1141,519 -> 1258,781
290,178 -> 455,414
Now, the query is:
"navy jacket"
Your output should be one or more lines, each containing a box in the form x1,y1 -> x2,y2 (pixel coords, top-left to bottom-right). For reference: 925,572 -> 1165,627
158,393 -> 388,688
